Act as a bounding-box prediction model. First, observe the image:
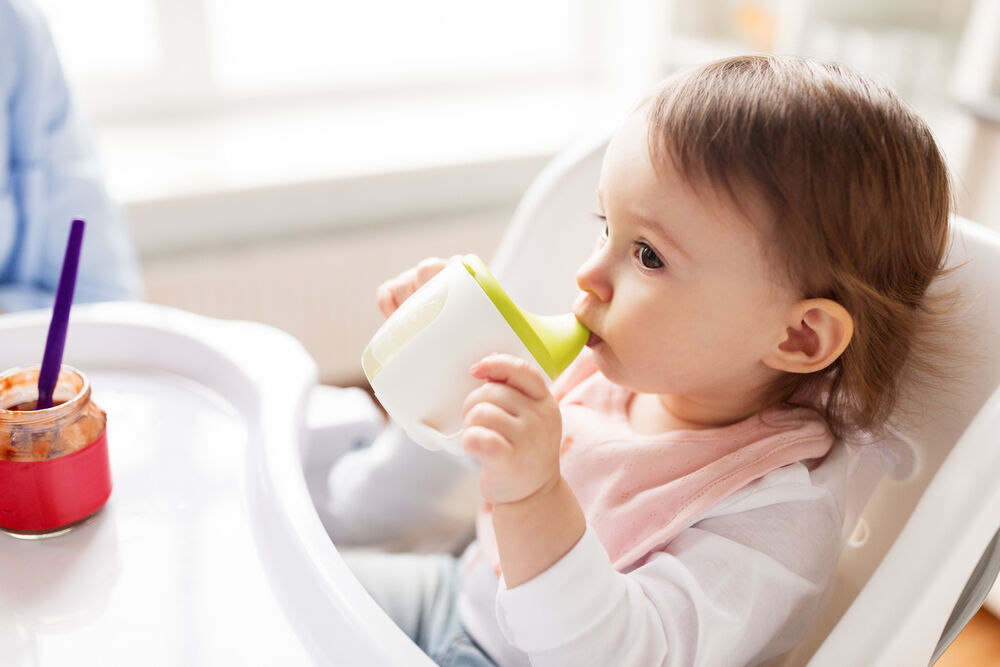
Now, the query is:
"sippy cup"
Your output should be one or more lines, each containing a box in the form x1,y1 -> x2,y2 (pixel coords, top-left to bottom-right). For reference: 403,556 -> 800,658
362,254 -> 588,456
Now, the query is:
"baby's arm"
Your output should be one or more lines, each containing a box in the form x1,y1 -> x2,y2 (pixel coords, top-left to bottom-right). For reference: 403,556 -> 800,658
462,353 -> 586,587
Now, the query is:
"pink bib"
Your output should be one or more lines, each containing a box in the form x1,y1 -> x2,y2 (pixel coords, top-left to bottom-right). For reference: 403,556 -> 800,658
476,350 -> 834,573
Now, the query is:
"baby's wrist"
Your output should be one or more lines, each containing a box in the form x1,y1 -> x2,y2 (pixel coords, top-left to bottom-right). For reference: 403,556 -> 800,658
491,475 -> 586,587
495,473 -> 564,510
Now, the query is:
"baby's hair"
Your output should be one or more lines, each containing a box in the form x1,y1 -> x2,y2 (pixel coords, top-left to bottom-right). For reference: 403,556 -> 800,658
646,55 -> 953,438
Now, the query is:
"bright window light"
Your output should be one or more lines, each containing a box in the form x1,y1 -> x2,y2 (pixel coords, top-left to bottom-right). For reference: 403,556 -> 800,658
33,0 -> 590,116
34,0 -> 160,84
204,0 -> 585,94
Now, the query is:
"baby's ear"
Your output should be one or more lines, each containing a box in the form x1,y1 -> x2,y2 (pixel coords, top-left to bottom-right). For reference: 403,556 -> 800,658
762,299 -> 854,374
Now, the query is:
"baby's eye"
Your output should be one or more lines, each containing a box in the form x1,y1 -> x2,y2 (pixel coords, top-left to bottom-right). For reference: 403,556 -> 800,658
635,243 -> 664,269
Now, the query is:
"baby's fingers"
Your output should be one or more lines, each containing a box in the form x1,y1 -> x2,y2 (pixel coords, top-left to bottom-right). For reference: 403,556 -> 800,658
462,424 -> 513,462
462,380 -> 532,421
375,279 -> 408,317
375,257 -> 449,317
414,257 -> 450,284
470,354 -> 550,401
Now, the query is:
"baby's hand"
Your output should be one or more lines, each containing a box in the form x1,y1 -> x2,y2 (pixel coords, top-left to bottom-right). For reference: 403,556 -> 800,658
375,257 -> 451,317
462,353 -> 562,505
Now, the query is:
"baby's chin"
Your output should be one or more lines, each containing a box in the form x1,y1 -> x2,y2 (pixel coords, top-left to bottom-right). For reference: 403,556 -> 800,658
592,348 -> 675,395
590,346 -> 639,388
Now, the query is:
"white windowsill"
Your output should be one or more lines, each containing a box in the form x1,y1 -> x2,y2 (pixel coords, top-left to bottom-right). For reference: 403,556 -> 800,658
96,83 -> 628,257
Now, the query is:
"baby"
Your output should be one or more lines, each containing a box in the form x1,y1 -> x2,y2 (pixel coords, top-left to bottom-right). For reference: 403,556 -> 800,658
340,54 -> 951,666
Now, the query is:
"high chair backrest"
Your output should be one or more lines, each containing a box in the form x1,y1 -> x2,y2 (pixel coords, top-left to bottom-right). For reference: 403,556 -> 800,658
489,134 -> 1000,666
797,218 -> 1000,666
490,131 -> 608,312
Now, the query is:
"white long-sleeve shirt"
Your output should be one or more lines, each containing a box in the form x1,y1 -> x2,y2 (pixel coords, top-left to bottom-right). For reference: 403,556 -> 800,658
459,442 -> 851,666
323,426 -> 895,666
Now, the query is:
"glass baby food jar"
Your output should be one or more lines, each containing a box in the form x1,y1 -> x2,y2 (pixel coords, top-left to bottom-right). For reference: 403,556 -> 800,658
0,365 -> 111,538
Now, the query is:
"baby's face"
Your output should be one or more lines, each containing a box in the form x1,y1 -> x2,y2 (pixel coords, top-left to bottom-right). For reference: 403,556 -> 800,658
573,110 -> 798,404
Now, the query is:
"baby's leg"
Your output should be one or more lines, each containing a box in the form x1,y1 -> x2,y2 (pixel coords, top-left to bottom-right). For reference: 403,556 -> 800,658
341,550 -> 496,666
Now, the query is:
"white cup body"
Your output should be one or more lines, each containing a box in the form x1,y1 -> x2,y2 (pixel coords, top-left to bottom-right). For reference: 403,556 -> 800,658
363,258 -> 544,455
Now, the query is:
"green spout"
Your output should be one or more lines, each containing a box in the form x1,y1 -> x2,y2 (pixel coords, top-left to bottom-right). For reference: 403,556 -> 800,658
462,255 -> 589,380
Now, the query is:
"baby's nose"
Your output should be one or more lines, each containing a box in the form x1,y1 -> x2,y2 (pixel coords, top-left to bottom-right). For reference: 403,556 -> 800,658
576,254 -> 612,302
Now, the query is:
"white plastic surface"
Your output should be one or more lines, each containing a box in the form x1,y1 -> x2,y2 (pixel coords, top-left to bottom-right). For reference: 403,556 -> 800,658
0,303 -> 432,666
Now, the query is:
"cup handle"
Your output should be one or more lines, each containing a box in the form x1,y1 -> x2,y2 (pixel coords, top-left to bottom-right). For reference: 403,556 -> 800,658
404,422 -> 478,468
406,421 -> 462,452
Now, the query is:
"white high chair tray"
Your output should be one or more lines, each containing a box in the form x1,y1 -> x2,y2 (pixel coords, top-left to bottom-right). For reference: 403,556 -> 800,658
0,303 -> 429,666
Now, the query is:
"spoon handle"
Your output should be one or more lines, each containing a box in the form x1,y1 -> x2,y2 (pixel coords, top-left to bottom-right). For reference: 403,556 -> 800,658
37,219 -> 85,410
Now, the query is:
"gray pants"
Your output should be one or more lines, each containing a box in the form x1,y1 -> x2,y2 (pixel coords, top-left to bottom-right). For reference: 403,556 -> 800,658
342,550 -> 498,667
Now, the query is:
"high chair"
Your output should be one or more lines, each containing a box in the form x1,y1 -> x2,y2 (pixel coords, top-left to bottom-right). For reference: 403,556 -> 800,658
309,131 -> 1000,665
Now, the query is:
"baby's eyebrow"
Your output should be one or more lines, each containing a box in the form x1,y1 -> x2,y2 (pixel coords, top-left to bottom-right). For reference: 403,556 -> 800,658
598,187 -> 692,262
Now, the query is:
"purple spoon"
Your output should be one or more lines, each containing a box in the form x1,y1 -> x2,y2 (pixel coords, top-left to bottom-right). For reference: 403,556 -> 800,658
36,219 -> 86,410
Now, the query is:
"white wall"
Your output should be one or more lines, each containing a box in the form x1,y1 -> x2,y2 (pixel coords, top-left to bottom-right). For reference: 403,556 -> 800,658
140,207 -> 511,385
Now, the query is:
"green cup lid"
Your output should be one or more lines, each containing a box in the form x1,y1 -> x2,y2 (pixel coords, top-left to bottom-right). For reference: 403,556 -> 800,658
462,255 -> 588,380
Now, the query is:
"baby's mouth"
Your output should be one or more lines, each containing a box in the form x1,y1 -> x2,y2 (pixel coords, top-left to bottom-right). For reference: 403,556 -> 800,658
573,297 -> 603,348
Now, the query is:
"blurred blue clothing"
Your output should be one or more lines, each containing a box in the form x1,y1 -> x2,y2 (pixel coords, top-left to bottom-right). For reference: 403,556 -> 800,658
0,0 -> 141,312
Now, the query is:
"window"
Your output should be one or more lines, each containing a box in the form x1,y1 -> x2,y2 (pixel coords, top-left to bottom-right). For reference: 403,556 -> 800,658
36,0 -> 596,120
34,0 -> 161,84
